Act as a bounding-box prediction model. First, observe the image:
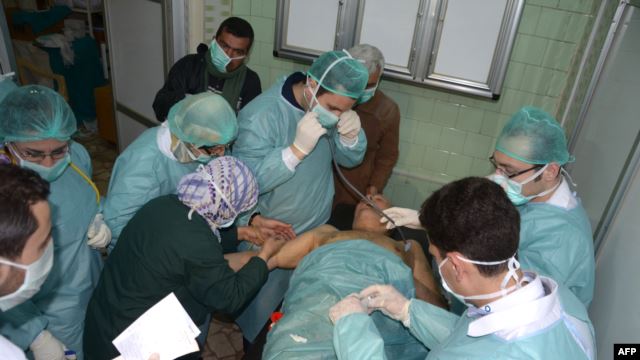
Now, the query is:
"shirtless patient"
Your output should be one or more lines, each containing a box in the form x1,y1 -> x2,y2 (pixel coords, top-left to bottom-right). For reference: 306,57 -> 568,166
228,195 -> 447,309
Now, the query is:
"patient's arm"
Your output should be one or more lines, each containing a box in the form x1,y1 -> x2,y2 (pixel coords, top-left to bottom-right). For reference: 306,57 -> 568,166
267,225 -> 337,269
405,240 -> 447,309
223,224 -> 338,271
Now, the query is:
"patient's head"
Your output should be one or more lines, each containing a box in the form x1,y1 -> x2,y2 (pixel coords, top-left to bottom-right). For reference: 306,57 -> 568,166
352,194 -> 392,234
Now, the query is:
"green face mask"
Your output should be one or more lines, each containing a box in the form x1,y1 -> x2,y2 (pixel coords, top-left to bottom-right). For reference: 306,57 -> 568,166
210,40 -> 246,73
21,154 -> 71,182
356,86 -> 377,105
172,140 -> 216,164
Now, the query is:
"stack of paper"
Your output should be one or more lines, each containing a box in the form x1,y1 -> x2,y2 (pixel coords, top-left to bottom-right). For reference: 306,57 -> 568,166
112,292 -> 201,360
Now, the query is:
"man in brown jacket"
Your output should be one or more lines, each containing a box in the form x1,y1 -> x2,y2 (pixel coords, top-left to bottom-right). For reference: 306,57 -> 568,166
331,44 -> 400,228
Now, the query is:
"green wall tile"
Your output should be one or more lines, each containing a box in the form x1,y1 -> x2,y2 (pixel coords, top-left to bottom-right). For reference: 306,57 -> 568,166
446,153 -> 473,177
431,101 -> 459,127
413,122 -> 442,147
463,133 -> 493,158
384,90 -> 410,116
535,8 -> 570,40
547,70 -> 568,97
405,144 -> 426,167
407,96 -> 434,121
250,62 -> 268,81
397,141 -> 411,167
511,35 -> 548,66
532,95 -> 559,114
504,61 -> 527,89
500,90 -> 535,115
448,94 -> 477,108
472,97 -> 502,112
542,40 -> 577,71
391,179 -> 418,208
421,87 -> 451,102
250,0 -> 262,16
456,106 -> 483,133
527,0 -> 560,7
558,0 -> 594,14
438,128 -> 466,154
518,5 -> 542,35
470,158 -> 493,177
249,16 -> 274,43
480,111 -> 501,137
564,14 -> 590,43
421,148 -> 449,173
262,0 -> 277,18
399,118 -> 418,143
519,65 -> 546,94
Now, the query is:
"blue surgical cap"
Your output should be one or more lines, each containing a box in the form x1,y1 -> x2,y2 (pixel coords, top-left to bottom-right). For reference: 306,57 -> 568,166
0,85 -> 76,143
307,50 -> 368,99
495,106 -> 574,165
167,93 -> 238,147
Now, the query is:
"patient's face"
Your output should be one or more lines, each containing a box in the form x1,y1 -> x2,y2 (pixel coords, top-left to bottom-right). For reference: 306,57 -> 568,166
352,194 -> 392,233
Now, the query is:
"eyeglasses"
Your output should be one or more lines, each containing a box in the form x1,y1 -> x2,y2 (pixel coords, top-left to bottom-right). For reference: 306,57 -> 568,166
489,156 -> 542,179
10,142 -> 69,162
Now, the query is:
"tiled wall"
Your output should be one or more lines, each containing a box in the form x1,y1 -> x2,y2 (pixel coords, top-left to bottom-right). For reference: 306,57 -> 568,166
218,0 -> 599,208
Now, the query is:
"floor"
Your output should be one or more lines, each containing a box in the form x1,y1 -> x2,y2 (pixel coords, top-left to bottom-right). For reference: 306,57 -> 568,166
75,132 -> 245,359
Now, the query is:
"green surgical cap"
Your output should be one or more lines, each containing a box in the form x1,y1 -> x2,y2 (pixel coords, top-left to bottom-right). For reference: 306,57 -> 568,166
495,106 -> 574,165
0,85 -> 76,143
167,92 -> 238,147
307,50 -> 368,99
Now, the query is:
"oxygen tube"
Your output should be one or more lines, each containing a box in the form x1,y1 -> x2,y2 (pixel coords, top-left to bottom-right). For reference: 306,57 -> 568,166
328,139 -> 407,242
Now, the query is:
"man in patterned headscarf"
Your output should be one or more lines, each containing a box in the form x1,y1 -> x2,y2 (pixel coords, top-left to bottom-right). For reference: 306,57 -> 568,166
83,156 -> 289,359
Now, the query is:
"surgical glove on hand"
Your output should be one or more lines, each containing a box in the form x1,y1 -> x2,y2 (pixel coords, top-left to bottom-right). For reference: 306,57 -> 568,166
329,293 -> 367,324
30,330 -> 66,360
360,284 -> 411,327
87,213 -> 112,248
337,110 -> 361,143
293,112 -> 327,156
380,207 -> 422,230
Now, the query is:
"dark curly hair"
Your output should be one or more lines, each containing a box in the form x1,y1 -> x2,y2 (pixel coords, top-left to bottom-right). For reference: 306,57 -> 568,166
0,164 -> 50,259
420,177 -> 520,277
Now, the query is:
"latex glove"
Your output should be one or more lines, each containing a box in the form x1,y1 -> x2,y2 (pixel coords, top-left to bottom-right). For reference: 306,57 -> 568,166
360,284 -> 411,326
87,213 -> 112,248
329,293 -> 367,324
292,112 -> 327,155
337,110 -> 361,141
30,330 -> 66,360
379,207 -> 422,230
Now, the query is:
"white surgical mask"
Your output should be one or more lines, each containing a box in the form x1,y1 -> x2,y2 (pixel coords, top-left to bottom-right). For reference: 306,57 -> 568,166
0,241 -> 54,311
437,253 -> 521,304
487,164 -> 559,206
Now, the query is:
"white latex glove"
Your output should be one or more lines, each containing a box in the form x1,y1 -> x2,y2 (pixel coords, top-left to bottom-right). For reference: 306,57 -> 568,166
30,330 -> 66,360
379,207 -> 422,230
292,112 -> 327,155
337,110 -> 361,141
329,293 -> 367,324
360,285 -> 411,327
87,213 -> 112,249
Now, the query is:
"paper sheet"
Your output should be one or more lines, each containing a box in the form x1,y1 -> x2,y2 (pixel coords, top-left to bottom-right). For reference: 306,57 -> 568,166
112,292 -> 201,360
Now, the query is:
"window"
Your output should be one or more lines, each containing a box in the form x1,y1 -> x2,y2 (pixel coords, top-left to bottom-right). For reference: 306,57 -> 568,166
275,0 -> 525,99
